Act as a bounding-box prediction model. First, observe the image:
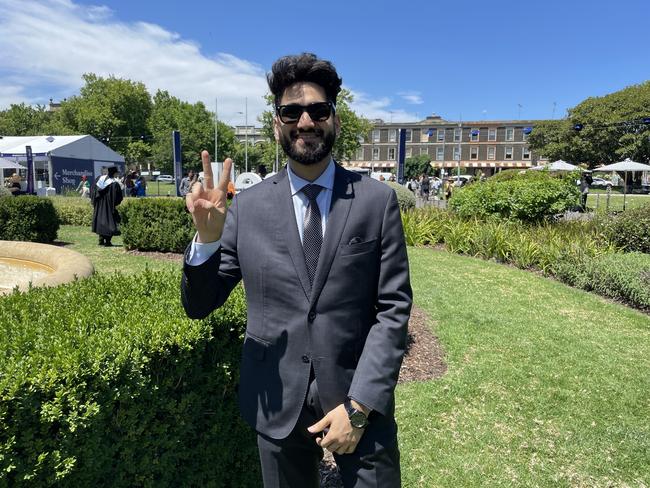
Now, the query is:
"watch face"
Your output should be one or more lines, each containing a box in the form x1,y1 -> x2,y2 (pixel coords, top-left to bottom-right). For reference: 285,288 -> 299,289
350,411 -> 368,429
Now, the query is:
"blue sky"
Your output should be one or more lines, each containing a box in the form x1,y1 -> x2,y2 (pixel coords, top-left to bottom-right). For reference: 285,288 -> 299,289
0,0 -> 648,125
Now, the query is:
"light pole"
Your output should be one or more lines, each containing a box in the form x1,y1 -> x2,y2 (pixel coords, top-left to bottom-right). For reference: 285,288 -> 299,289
244,97 -> 248,173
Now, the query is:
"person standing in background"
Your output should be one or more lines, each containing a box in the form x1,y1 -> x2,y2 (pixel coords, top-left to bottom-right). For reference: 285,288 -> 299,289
91,166 -> 123,246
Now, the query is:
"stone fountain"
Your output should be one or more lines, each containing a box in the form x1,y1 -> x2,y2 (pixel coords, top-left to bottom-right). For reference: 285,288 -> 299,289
0,240 -> 94,294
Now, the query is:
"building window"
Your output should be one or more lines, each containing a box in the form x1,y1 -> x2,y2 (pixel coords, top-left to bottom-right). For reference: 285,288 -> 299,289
421,129 -> 431,143
389,129 -> 397,142
436,146 -> 444,160
454,128 -> 461,142
405,129 -> 412,142
488,128 -> 497,141
388,147 -> 396,160
470,146 -> 479,160
453,146 -> 460,161
504,146 -> 513,160
487,146 -> 496,160
356,147 -> 364,160
470,128 -> 479,142
522,130 -> 530,142
406,147 -> 412,158
420,147 -> 428,156
437,128 -> 445,142
506,128 -> 514,141
372,129 -> 380,143
522,147 -> 531,160
372,147 -> 380,161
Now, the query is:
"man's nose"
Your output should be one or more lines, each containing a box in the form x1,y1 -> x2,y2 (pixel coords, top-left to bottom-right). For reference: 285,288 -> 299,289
296,109 -> 315,129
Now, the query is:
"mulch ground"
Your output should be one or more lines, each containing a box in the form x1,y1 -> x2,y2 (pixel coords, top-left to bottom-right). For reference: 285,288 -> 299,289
126,249 -> 447,487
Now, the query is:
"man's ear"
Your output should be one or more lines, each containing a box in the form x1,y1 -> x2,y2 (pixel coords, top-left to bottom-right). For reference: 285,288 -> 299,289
273,116 -> 281,141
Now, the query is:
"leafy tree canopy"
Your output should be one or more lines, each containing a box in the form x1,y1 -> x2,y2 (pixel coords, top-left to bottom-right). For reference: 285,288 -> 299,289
528,80 -> 650,167
404,154 -> 433,180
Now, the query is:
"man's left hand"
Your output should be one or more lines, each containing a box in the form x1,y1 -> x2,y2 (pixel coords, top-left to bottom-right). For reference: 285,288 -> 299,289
307,402 -> 368,455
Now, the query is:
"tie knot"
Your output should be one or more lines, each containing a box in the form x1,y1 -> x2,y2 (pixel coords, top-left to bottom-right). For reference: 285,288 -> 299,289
301,184 -> 322,202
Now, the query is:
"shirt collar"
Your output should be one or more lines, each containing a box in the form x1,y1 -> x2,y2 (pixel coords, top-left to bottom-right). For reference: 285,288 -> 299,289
287,158 -> 335,197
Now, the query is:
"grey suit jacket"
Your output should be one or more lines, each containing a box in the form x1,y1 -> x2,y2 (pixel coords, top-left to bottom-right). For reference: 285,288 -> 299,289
181,164 -> 412,440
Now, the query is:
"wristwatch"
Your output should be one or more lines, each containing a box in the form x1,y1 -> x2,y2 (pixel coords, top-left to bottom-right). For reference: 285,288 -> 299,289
344,398 -> 369,429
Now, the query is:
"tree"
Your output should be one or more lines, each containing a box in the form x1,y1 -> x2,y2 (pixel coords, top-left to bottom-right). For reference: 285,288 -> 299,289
148,90 -> 238,173
259,88 -> 371,164
56,74 -> 153,155
528,80 -> 650,167
404,154 -> 432,180
0,103 -> 53,135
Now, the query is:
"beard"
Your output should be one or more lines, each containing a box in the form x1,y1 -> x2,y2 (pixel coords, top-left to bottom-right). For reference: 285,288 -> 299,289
280,127 -> 336,166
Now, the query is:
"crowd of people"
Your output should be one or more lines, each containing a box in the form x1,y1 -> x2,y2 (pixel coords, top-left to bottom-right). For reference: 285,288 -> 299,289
405,174 -> 455,202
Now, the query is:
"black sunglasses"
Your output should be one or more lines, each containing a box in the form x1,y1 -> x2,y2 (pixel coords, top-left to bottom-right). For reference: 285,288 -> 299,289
276,102 -> 334,124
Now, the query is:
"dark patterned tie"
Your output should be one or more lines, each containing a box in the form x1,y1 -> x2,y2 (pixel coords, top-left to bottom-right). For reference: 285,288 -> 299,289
301,184 -> 323,285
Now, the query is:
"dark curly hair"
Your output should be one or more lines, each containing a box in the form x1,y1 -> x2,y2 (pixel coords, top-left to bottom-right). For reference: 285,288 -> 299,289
267,53 -> 342,108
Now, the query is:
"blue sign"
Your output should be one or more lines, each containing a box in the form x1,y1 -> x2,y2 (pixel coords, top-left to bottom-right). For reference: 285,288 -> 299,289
396,129 -> 406,184
50,156 -> 119,194
25,146 -> 34,194
172,130 -> 182,196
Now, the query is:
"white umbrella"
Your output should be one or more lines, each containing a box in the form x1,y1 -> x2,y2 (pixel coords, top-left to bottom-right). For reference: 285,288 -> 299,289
0,158 -> 26,170
531,159 -> 580,171
594,158 -> 650,210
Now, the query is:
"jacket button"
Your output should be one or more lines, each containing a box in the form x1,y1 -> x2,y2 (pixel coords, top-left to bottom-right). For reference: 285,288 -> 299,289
308,311 -> 316,322
302,355 -> 310,363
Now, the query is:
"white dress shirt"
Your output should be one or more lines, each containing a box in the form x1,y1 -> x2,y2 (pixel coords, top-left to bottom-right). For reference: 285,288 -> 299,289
187,159 -> 335,266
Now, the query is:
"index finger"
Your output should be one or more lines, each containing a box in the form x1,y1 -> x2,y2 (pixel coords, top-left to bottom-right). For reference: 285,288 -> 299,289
201,150 -> 214,189
217,158 -> 233,192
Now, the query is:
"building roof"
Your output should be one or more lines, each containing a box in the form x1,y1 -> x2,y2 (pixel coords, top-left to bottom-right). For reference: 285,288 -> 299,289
0,135 -> 124,162
0,135 -> 87,155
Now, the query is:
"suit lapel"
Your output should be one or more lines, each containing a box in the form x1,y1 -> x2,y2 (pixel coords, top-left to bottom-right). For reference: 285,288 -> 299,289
310,164 -> 353,307
272,168 -> 311,301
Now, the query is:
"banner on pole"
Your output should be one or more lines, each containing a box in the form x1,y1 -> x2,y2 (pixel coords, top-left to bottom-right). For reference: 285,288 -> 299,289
396,129 -> 406,184
172,130 -> 182,197
25,146 -> 34,194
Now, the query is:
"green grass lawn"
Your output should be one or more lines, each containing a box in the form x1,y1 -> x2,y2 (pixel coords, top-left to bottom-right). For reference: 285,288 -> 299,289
398,248 -> 650,487
587,192 -> 650,211
57,225 -> 180,274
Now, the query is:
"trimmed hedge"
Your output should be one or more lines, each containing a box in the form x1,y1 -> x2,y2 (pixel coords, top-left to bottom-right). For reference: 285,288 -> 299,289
0,270 -> 260,487
119,198 -> 194,252
554,252 -> 650,311
50,196 -> 94,226
0,195 -> 59,243
386,181 -> 416,211
449,171 -> 580,222
601,203 -> 650,253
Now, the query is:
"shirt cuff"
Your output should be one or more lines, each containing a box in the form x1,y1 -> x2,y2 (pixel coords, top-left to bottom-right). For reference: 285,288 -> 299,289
186,234 -> 221,266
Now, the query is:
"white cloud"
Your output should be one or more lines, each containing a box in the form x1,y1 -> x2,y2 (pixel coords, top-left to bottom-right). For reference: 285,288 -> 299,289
398,91 -> 424,105
0,0 -> 421,130
348,89 -> 419,123
0,0 -> 269,123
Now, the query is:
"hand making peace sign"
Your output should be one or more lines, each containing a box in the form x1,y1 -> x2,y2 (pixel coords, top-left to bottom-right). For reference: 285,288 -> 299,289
186,150 -> 233,243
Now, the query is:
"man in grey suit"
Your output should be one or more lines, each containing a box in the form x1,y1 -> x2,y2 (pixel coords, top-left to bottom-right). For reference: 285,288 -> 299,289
181,53 -> 412,487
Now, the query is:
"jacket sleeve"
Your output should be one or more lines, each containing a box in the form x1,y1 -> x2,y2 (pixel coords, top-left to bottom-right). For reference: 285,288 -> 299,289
181,196 -> 242,319
348,190 -> 412,416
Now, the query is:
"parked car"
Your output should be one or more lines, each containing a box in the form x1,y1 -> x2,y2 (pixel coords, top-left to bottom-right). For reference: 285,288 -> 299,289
156,175 -> 174,183
452,174 -> 474,187
590,177 -> 613,189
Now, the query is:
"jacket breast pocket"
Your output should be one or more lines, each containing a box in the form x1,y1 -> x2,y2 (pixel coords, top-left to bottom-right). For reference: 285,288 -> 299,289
339,238 -> 378,257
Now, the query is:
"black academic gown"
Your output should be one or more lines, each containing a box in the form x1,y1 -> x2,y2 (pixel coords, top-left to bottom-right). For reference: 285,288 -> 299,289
91,178 -> 123,237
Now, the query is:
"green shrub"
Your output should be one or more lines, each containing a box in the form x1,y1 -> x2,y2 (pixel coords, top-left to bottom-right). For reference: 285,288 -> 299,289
0,195 -> 59,242
0,270 -> 260,487
50,196 -> 94,226
554,252 -> 650,311
119,198 -> 194,252
601,203 -> 650,253
401,207 -> 451,246
386,182 -> 416,211
449,171 -> 580,222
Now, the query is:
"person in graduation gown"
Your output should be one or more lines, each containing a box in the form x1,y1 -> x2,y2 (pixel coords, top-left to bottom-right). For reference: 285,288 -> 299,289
91,166 -> 123,246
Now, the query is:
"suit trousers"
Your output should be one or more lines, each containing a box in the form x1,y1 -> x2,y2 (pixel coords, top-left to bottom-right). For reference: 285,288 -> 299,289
256,373 -> 401,488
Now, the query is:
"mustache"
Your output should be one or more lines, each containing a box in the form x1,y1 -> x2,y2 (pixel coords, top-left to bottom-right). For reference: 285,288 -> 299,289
290,128 -> 324,138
